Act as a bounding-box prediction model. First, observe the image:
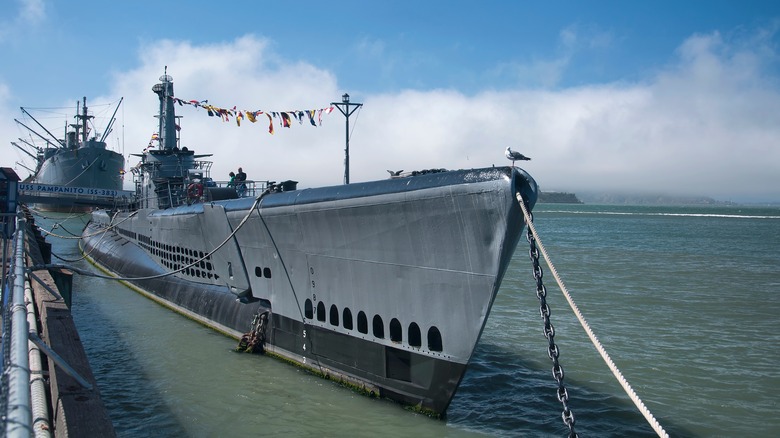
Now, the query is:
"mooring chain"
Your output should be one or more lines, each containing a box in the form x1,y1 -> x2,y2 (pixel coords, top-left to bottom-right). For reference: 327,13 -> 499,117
518,191 -> 669,437
524,204 -> 577,438
237,311 -> 268,353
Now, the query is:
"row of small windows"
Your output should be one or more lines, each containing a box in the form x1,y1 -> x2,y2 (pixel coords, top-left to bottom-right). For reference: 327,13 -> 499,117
127,229 -> 276,283
304,299 -> 443,352
117,228 -> 138,241
120,227 -> 444,351
134,233 -> 218,281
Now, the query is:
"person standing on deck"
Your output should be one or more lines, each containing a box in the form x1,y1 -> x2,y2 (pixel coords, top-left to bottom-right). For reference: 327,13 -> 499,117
235,167 -> 247,197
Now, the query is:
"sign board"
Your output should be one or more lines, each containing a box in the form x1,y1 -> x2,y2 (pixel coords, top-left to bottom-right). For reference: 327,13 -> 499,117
17,183 -> 134,199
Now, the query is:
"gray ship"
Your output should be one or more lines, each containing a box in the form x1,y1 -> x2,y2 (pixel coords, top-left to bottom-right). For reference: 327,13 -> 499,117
80,73 -> 538,416
14,98 -> 125,212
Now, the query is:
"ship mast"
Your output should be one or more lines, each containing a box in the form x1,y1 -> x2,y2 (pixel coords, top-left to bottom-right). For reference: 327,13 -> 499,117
73,97 -> 94,144
100,97 -> 123,142
330,93 -> 362,184
17,108 -> 66,148
152,67 -> 178,150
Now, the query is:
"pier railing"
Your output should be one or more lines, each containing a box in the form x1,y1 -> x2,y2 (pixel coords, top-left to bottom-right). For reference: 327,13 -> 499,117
2,212 -> 32,436
211,179 -> 266,198
1,209 -> 116,437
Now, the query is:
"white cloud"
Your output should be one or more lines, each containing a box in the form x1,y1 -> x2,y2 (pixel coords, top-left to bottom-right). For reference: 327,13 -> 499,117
102,36 -> 343,188
18,0 -> 45,23
495,57 -> 570,89
355,37 -> 387,58
357,29 -> 778,201
0,0 -> 45,42
3,29 -> 779,202
495,24 -> 614,90
560,24 -> 614,51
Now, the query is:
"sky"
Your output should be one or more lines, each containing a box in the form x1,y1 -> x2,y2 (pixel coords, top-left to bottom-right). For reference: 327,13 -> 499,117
1,1 -> 779,203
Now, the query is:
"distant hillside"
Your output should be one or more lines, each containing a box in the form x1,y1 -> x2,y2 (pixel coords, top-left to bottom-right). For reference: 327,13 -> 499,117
538,191 -> 582,204
536,191 -> 739,205
576,193 -> 736,205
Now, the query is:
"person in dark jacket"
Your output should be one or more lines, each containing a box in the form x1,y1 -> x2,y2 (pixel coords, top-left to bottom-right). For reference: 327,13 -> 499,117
235,167 -> 247,196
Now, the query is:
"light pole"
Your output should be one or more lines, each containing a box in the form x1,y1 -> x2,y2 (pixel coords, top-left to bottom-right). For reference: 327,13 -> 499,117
330,93 -> 362,184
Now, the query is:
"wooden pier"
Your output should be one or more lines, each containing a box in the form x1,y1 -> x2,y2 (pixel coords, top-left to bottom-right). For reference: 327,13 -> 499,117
3,211 -> 115,437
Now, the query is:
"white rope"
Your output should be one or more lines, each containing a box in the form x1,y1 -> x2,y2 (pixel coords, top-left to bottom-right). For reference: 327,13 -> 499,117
36,209 -> 139,240
517,193 -> 669,438
69,192 -> 266,281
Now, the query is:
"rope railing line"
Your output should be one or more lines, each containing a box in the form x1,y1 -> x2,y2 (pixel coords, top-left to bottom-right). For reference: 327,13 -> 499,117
517,192 -> 669,438
27,208 -> 88,222
35,210 -> 139,240
25,210 -> 140,265
31,191 -> 268,283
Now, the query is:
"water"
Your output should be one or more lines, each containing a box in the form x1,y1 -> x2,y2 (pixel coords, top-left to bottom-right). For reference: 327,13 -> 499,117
35,203 -> 780,437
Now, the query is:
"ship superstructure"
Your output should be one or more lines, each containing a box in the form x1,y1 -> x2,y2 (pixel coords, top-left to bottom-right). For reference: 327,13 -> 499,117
14,98 -> 125,212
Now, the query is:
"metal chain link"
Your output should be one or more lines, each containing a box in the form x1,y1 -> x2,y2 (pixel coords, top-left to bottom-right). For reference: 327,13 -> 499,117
237,311 -> 268,353
525,207 -> 578,438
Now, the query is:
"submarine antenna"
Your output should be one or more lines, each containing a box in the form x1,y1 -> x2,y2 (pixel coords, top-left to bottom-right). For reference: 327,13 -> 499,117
330,93 -> 362,184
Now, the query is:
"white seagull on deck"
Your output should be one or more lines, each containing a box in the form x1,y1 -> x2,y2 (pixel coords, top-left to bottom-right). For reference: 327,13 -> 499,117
505,147 -> 531,165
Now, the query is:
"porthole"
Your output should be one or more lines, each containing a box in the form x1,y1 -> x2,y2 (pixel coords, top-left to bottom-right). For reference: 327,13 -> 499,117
390,318 -> 402,343
343,308 -> 353,330
317,302 -> 326,322
329,305 -> 339,326
408,322 -> 421,347
373,315 -> 384,339
263,267 -> 271,278
357,312 -> 368,334
428,326 -> 443,352
304,299 -> 313,319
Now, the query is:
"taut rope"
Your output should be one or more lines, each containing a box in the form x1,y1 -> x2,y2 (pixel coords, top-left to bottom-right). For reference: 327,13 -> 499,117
517,192 -> 669,438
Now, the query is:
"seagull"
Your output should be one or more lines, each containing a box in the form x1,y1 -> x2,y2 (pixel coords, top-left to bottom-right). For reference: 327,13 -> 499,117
387,169 -> 403,178
505,147 -> 531,165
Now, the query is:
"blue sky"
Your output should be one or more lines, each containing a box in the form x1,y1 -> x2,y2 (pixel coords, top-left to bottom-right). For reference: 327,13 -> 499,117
2,0 -> 779,202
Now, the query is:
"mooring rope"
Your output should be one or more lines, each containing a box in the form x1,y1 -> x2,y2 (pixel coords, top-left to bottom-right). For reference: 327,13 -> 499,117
29,192 -> 267,282
27,210 -> 140,264
516,192 -> 669,438
26,208 -> 87,223
35,210 -> 140,240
